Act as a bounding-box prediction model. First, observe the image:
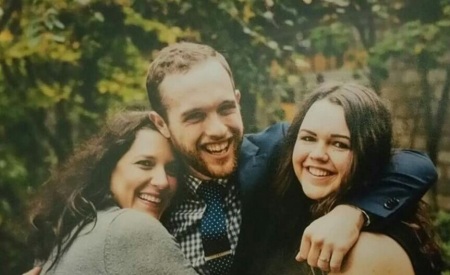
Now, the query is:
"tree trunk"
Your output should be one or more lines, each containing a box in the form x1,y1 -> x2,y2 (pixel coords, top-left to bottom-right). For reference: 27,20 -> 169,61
427,65 -> 450,209
417,53 -> 438,210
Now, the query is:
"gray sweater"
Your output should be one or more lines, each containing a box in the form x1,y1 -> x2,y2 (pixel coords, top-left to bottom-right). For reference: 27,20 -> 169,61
41,207 -> 197,275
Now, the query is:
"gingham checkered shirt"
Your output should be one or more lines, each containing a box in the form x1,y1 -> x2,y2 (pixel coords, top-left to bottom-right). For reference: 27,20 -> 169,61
165,175 -> 242,275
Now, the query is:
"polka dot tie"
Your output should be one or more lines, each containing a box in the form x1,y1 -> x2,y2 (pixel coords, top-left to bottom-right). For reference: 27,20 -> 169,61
198,181 -> 233,275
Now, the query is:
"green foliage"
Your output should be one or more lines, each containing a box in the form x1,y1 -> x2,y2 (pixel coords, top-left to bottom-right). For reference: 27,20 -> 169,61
309,22 -> 352,57
369,19 -> 450,78
369,0 -> 450,74
434,211 -> 450,270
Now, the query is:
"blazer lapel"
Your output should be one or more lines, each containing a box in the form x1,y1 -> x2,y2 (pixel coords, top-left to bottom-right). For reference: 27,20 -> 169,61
236,137 -> 267,199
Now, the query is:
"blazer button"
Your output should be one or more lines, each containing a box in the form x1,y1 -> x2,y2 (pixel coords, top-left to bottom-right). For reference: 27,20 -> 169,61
383,198 -> 400,210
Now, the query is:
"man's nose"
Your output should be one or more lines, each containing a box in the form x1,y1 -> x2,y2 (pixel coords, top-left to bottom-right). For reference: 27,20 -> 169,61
204,113 -> 227,138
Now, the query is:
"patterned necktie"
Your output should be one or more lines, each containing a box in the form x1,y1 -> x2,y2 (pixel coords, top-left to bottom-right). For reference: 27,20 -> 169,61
198,181 -> 233,275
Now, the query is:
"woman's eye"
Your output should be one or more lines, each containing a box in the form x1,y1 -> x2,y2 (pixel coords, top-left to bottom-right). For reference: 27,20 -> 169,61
333,141 -> 350,149
136,160 -> 155,168
300,135 -> 315,142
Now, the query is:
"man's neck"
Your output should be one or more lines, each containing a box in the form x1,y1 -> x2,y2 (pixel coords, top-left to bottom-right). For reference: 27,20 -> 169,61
187,166 -> 232,181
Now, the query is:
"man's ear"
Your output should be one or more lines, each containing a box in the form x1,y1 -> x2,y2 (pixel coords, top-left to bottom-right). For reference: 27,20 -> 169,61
234,89 -> 241,103
148,111 -> 171,139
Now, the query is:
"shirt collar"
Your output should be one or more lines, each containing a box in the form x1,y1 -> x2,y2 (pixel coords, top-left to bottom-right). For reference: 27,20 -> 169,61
184,174 -> 229,196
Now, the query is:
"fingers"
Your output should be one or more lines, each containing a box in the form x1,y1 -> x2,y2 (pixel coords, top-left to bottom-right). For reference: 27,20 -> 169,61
295,207 -> 363,273
295,231 -> 311,261
329,248 -> 345,272
297,230 -> 329,270
306,240 -> 322,267
317,246 -> 332,271
296,230 -> 345,272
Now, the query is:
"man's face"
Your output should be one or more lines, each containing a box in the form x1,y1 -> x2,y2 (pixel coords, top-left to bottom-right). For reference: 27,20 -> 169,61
158,59 -> 244,179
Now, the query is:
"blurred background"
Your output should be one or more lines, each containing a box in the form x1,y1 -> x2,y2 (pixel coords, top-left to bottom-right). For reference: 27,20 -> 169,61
1,0 -> 449,274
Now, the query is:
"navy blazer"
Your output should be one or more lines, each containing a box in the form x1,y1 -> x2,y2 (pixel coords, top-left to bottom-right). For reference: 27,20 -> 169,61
231,122 -> 290,274
230,122 -> 436,274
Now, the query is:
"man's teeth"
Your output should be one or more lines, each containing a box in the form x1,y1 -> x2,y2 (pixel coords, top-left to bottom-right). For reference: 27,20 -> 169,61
308,167 -> 331,177
205,141 -> 229,153
138,193 -> 161,203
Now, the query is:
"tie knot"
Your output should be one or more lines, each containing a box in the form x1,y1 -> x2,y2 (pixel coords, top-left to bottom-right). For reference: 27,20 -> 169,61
198,181 -> 225,201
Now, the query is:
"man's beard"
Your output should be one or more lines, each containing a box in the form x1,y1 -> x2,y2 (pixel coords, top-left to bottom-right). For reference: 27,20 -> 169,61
172,132 -> 242,179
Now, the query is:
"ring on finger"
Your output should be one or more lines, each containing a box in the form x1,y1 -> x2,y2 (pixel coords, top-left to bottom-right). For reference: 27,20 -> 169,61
319,257 -> 330,263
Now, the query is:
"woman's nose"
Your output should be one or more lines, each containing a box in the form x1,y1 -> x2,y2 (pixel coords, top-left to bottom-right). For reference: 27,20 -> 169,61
309,143 -> 329,161
150,166 -> 169,189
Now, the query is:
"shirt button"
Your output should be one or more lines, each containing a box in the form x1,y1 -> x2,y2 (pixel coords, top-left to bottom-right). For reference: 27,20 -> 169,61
383,197 -> 400,210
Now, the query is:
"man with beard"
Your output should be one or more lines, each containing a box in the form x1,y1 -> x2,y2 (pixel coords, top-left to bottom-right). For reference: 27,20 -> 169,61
146,42 -> 436,275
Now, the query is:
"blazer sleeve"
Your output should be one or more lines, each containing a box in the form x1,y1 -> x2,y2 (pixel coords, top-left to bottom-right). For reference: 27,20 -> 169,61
345,149 -> 437,230
103,209 -> 197,275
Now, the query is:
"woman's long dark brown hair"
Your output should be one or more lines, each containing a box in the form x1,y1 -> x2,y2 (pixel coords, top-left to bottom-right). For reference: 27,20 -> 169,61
27,109 -> 158,269
274,81 -> 441,268
276,82 -> 392,216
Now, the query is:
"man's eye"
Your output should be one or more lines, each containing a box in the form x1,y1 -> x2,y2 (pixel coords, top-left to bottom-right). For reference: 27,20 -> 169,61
185,112 -> 204,123
218,104 -> 236,116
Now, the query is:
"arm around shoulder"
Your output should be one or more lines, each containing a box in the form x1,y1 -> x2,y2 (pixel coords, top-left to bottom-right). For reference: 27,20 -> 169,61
346,149 -> 437,227
104,209 -> 197,275
389,149 -> 437,187
330,232 -> 414,275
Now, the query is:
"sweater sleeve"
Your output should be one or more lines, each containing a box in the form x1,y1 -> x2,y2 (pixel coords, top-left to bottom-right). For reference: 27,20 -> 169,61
104,209 -> 197,275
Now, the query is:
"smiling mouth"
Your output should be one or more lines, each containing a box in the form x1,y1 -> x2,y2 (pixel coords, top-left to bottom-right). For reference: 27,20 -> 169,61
307,167 -> 332,177
203,140 -> 230,154
138,193 -> 162,204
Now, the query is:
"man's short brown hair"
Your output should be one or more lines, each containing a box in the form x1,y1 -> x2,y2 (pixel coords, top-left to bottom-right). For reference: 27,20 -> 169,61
146,42 -> 235,120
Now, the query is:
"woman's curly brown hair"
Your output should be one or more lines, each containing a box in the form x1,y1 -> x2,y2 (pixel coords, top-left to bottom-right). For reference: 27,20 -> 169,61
27,109 -> 158,269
